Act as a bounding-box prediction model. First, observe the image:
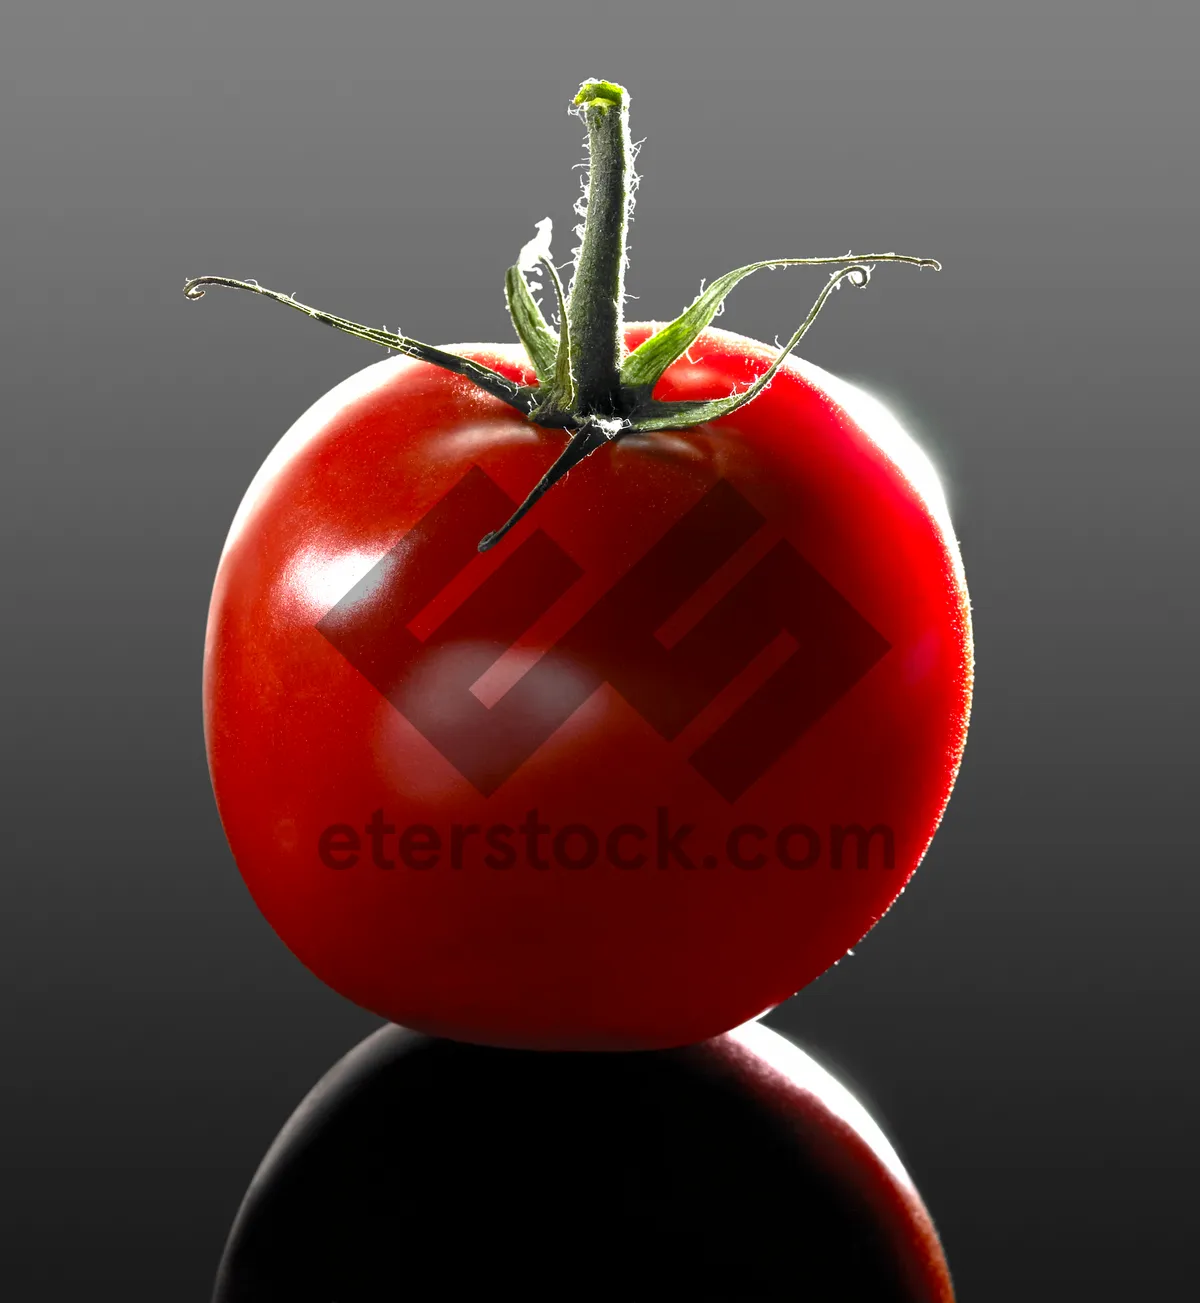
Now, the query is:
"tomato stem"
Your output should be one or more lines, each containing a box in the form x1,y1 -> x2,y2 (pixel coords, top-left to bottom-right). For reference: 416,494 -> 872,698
563,80 -> 635,419
184,80 -> 942,552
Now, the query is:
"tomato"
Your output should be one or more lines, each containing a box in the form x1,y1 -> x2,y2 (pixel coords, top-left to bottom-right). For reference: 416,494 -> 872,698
203,322 -> 971,1050
196,77 -> 968,1049
213,1020 -> 955,1302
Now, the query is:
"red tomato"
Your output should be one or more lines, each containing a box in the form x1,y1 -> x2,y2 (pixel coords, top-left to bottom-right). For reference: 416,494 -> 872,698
204,324 -> 971,1050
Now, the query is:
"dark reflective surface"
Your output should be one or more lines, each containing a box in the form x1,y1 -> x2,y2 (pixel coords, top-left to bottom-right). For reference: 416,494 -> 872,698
214,1023 -> 951,1301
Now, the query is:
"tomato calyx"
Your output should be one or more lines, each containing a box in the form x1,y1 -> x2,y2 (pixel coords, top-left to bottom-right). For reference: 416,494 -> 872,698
184,77 -> 940,551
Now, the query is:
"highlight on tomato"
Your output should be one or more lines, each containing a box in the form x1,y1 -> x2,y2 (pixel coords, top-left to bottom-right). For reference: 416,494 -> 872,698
189,79 -> 971,1050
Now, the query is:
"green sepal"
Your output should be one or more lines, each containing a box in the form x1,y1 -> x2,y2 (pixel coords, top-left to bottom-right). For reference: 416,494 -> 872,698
621,252 -> 941,398
526,254 -> 577,421
625,262 -> 879,432
182,276 -> 541,417
504,264 -> 559,384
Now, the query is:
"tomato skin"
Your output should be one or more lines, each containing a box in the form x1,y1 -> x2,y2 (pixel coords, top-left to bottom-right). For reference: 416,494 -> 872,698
214,1021 -> 955,1302
204,325 -> 971,1050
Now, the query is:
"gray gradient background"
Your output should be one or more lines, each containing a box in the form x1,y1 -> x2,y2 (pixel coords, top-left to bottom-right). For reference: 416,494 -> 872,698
2,2 -> 1197,1298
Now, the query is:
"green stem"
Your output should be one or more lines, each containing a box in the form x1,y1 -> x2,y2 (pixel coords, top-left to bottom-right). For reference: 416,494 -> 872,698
565,80 -> 634,419
184,78 -> 942,553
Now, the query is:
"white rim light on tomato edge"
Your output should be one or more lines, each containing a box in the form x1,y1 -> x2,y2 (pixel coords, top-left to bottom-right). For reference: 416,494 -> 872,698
730,1019 -> 914,1190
